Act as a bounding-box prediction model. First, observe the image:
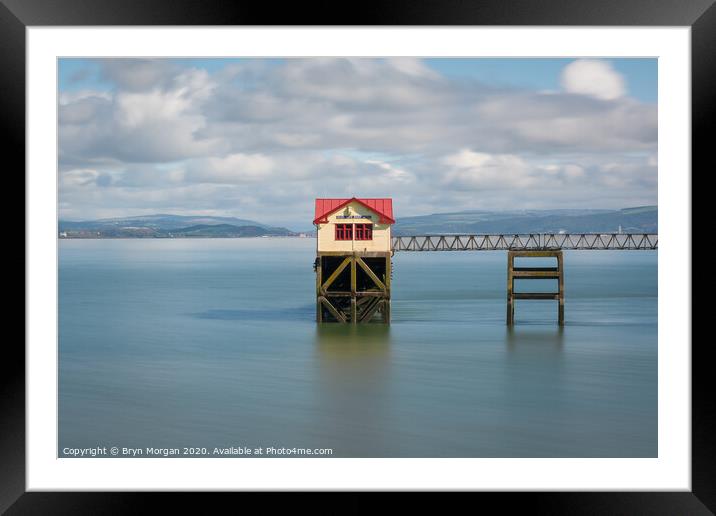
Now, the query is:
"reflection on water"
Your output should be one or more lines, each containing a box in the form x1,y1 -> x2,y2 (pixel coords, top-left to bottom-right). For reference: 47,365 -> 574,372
59,239 -> 657,457
505,325 -> 565,350
313,325 -> 393,456
315,323 -> 391,356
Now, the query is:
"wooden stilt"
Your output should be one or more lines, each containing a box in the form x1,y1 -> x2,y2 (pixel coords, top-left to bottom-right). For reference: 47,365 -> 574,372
507,252 -> 514,325
386,255 -> 392,288
316,258 -> 323,323
384,255 -> 391,323
557,251 -> 565,326
350,257 -> 357,323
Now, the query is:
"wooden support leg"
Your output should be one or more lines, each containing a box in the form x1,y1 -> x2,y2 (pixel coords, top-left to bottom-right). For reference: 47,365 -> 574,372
350,256 -> 357,324
316,258 -> 322,323
383,255 -> 393,324
385,255 -> 391,324
557,251 -> 565,326
385,255 -> 391,291
506,251 -> 514,325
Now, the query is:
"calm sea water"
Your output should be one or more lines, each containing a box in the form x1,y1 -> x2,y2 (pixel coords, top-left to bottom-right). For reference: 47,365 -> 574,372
59,238 -> 657,457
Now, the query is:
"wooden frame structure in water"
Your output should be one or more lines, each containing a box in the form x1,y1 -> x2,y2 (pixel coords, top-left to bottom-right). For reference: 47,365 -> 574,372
315,251 -> 391,323
507,250 -> 564,326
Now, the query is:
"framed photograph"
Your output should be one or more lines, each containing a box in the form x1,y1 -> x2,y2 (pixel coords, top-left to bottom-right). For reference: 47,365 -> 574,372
8,0 -> 707,512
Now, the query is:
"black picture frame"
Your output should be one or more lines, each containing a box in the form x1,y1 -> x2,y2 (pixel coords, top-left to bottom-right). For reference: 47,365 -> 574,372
5,0 -> 706,512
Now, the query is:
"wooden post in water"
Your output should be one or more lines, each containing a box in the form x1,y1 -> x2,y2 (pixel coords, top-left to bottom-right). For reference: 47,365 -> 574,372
506,252 -> 515,325
350,256 -> 357,323
557,251 -> 565,326
315,256 -> 323,323
383,254 -> 392,323
506,249 -> 564,326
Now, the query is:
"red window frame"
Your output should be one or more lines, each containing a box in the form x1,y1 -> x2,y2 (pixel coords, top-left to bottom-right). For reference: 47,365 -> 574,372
355,223 -> 373,241
335,223 -> 353,240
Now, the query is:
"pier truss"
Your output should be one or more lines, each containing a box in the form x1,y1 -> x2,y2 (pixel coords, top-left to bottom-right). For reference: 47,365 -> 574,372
391,233 -> 658,252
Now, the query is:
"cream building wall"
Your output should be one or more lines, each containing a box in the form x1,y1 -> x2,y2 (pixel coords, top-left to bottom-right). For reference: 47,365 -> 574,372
316,201 -> 392,253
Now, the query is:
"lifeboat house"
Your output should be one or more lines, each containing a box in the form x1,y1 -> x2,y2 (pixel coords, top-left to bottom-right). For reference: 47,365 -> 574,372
313,197 -> 394,323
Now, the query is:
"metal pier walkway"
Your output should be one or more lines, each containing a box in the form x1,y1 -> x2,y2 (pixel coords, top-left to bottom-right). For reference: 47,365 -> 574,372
391,233 -> 657,252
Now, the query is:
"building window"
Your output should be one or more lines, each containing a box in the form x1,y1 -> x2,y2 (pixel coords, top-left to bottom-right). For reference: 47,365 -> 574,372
335,223 -> 353,240
355,223 -> 373,240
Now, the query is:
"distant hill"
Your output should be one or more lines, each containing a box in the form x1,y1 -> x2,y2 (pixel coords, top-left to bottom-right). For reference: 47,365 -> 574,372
59,207 -> 657,238
59,214 -> 296,238
157,224 -> 292,238
59,214 -> 266,232
392,206 -> 657,235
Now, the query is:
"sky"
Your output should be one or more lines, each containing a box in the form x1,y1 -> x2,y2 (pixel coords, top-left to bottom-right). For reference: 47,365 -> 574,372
58,57 -> 657,227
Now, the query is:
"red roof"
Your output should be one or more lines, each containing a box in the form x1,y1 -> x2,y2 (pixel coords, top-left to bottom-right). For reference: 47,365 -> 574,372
314,198 -> 395,225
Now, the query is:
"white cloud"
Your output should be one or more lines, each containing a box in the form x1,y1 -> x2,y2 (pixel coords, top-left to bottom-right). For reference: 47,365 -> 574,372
364,160 -> 414,183
560,59 -> 627,100
442,150 -> 535,189
59,90 -> 112,106
441,150 -> 608,193
60,67 -> 222,164
99,58 -> 176,92
58,58 -> 657,222
187,153 -> 276,184
562,164 -> 586,179
61,169 -> 101,188
272,58 -> 447,109
385,57 -> 440,78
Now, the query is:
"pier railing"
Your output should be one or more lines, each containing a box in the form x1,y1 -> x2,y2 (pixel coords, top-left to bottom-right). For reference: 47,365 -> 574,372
391,233 -> 658,251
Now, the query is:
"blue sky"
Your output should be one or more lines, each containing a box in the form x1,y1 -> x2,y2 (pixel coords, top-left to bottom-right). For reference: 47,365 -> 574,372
60,57 -> 657,101
58,57 -> 657,224
425,58 -> 657,102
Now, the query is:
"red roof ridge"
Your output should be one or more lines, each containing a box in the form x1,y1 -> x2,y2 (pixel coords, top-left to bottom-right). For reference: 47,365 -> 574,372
313,197 -> 395,225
